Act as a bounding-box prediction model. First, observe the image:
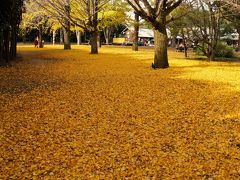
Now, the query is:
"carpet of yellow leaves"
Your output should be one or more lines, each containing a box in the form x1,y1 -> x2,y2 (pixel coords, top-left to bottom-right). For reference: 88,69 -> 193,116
0,45 -> 240,179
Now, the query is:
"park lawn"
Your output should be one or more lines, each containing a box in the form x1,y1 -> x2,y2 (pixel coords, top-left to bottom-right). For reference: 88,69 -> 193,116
0,45 -> 240,179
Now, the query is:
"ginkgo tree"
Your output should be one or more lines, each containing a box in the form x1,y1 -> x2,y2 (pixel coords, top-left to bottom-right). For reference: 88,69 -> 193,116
49,19 -> 62,45
73,26 -> 84,45
98,2 -> 126,45
126,0 -> 183,68
34,0 -> 72,50
22,0 -> 50,48
220,0 -> 240,51
71,0 -> 109,54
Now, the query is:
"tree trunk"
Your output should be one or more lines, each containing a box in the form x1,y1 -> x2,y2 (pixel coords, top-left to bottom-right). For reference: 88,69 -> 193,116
9,0 -> 17,60
0,28 -> 3,65
60,28 -> 63,43
103,27 -> 113,45
10,25 -> 17,59
181,28 -> 187,58
63,2 -> 71,50
106,36 -> 109,45
132,12 -> 139,51
104,28 -> 110,45
90,0 -> 98,54
0,28 -> 8,66
63,27 -> 71,50
84,32 -> 87,43
153,28 -> 169,68
98,33 -> 101,48
3,29 -> 10,64
91,31 -> 98,54
209,48 -> 215,61
171,37 -> 176,48
209,53 -> 214,61
53,30 -> 56,45
76,30 -> 81,45
39,25 -> 43,48
207,44 -> 215,61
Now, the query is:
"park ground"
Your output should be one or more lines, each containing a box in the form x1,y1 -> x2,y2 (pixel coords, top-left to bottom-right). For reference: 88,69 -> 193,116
0,45 -> 240,179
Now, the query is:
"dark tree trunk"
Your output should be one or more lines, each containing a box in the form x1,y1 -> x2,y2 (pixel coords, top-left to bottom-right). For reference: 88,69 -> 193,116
90,0 -> 98,54
132,12 -> 139,51
98,33 -> 101,48
3,29 -> 10,63
9,0 -> 17,60
39,25 -> 43,48
153,28 -> 169,69
84,32 -> 87,43
209,48 -> 215,61
181,28 -> 187,58
208,4 -> 219,61
63,27 -> 71,50
184,44 -> 188,58
10,25 -> 17,59
91,31 -> 98,54
206,44 -> 215,61
63,2 -> 71,50
0,0 -> 23,66
0,28 -> 5,65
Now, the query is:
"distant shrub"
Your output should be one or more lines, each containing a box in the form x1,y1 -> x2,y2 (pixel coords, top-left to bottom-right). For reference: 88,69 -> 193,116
196,46 -> 205,56
215,42 -> 234,58
195,42 -> 235,58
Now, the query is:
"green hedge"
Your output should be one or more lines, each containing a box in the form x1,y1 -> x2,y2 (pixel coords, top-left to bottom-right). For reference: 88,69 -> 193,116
215,42 -> 234,58
196,42 -> 235,58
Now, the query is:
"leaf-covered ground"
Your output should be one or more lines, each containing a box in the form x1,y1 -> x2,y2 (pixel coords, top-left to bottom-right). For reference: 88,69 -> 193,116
0,45 -> 240,179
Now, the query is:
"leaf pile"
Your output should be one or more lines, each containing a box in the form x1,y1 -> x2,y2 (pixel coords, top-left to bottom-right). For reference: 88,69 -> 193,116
0,45 -> 240,179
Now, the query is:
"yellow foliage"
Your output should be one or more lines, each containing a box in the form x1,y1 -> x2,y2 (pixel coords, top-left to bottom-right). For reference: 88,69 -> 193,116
0,45 -> 240,179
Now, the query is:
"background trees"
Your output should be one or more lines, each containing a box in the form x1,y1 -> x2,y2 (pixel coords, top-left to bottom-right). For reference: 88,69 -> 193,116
31,0 -> 72,49
1,0 -> 240,67
23,1 -> 50,48
220,0 -> 240,51
71,0 -> 127,54
172,0 -> 240,60
184,0 -> 222,60
70,0 -> 106,54
0,0 -> 24,65
167,2 -> 192,57
98,1 -> 127,45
